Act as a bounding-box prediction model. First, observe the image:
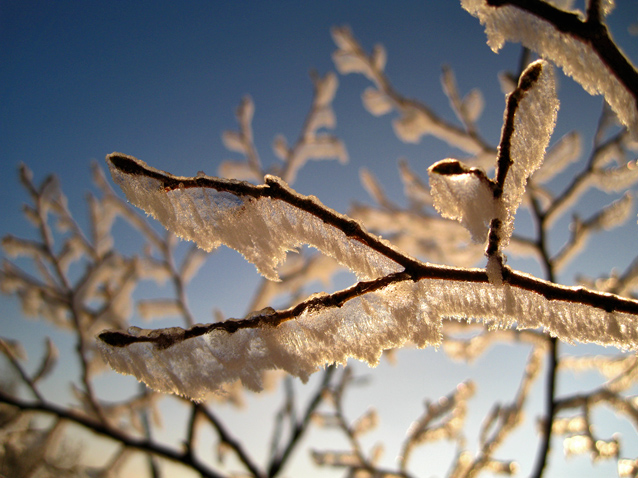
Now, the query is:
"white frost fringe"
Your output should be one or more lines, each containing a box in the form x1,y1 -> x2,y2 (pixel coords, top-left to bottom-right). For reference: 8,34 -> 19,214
99,275 -> 638,401
462,0 -> 638,137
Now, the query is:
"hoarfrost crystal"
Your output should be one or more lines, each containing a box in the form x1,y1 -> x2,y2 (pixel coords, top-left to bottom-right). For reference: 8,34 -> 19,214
98,272 -> 638,400
462,0 -> 638,136
105,154 -> 399,282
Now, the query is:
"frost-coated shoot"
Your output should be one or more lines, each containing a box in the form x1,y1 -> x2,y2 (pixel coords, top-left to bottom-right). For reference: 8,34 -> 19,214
106,153 -> 400,282
429,60 -> 558,251
98,145 -> 638,400
462,0 -> 638,136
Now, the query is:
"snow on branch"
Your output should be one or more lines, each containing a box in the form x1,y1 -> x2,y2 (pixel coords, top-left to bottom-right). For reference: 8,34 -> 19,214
104,153 -> 402,282
429,60 -> 558,281
462,0 -> 638,136
98,152 -> 638,400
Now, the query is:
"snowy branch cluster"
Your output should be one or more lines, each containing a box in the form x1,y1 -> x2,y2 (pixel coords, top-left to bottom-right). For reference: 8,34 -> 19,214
2,1 -> 638,477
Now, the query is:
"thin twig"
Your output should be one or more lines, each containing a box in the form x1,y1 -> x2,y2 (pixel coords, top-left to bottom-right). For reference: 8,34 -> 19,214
195,402 -> 265,478
268,366 -> 336,477
0,390 -> 225,478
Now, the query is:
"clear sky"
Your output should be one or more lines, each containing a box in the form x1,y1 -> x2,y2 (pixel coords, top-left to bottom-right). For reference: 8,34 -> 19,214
2,1 -> 638,477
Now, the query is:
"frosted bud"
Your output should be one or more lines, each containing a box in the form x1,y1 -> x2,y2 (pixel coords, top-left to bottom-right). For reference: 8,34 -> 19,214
360,168 -> 387,206
221,131 -> 246,154
597,0 -> 615,17
533,131 -> 581,184
272,134 -> 289,160
236,95 -> 254,124
594,161 -> 638,192
314,71 -> 338,107
2,235 -> 42,258
461,88 -> 484,123
618,458 -> 638,478
362,87 -> 393,116
393,107 -> 432,143
330,25 -> 355,51
594,438 -> 619,458
311,451 -> 362,467
428,159 -> 496,243
563,434 -> 592,457
351,408 -> 378,437
371,44 -> 386,71
19,163 -> 34,186
593,193 -> 633,230
333,50 -> 374,80
306,106 -> 336,133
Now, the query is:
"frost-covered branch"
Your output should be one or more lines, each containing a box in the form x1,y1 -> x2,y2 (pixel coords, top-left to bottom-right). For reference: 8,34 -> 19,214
311,367 -> 407,477
399,380 -> 475,473
550,373 -> 638,471
5,7 -> 638,476
219,72 -> 347,185
455,347 -> 543,477
0,389 -> 225,478
463,0 -> 638,135
267,366 -> 336,477
0,337 -> 50,402
96,152 -> 638,401
2,160 -> 352,477
191,402 -> 264,477
331,26 -> 496,165
428,60 -> 558,282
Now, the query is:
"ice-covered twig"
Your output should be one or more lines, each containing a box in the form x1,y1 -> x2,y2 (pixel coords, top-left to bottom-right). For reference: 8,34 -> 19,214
458,347 -> 542,477
219,96 -> 263,182
275,71 -> 348,184
0,164 -> 255,477
267,367 -> 336,477
97,152 -> 638,400
311,367 -> 406,477
543,127 -> 638,227
552,193 -> 634,272
331,26 -> 496,164
463,0 -> 638,135
429,60 -> 558,283
189,401 -> 264,477
0,389 -> 225,478
399,380 -> 475,472
219,72 -> 347,185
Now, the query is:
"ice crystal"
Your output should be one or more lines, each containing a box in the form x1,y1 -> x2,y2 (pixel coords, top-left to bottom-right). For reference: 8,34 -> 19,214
462,0 -> 637,135
106,153 -> 400,282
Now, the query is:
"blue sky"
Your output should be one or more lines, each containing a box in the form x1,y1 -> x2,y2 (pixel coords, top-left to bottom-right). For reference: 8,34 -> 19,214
2,1 -> 638,476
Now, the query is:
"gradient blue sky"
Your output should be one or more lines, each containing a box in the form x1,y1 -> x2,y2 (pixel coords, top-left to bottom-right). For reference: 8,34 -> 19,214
2,1 -> 638,477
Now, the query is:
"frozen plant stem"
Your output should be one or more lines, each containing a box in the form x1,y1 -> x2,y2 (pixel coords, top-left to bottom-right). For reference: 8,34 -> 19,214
21,167 -> 108,424
100,153 -> 638,330
267,366 -> 336,477
0,389 -> 225,478
530,336 -> 558,478
485,0 -> 638,109
528,129 -> 559,478
97,152 -> 638,402
331,26 -> 496,158
5,11 -> 638,474
486,61 -> 545,277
